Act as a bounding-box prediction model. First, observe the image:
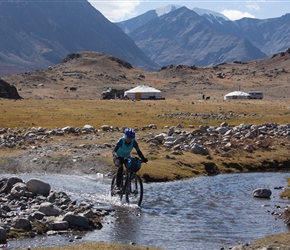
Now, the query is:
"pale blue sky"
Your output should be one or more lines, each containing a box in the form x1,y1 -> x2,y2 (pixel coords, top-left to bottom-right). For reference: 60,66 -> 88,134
88,0 -> 290,22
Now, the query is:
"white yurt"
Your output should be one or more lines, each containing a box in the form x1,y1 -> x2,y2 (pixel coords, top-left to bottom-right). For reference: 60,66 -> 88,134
224,91 -> 250,100
124,85 -> 162,100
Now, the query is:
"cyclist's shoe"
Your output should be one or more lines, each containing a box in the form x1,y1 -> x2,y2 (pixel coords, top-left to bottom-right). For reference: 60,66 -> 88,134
114,187 -> 122,194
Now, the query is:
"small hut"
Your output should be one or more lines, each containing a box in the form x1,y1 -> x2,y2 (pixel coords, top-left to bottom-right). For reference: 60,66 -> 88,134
124,85 -> 162,100
224,91 -> 250,100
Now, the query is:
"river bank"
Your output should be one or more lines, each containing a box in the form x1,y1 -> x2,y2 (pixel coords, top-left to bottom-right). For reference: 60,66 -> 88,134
1,123 -> 290,181
0,121 -> 290,249
2,172 -> 290,250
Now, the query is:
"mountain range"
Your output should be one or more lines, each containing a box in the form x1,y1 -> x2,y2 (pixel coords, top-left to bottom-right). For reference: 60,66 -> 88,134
0,0 -> 158,77
116,5 -> 290,67
0,2 -> 289,77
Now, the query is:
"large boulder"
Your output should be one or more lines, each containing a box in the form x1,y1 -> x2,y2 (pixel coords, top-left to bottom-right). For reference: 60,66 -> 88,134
0,176 -> 23,194
0,226 -> 7,244
51,221 -> 69,230
26,178 -> 51,196
190,143 -> 209,155
11,218 -> 31,230
38,202 -> 62,216
9,182 -> 27,199
252,188 -> 272,198
0,79 -> 22,99
62,212 -> 89,229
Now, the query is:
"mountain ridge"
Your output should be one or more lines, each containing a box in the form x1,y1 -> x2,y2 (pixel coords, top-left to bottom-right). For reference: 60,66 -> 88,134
1,2 -> 289,77
129,7 -> 267,66
116,5 -> 289,66
2,48 -> 290,101
0,0 -> 159,77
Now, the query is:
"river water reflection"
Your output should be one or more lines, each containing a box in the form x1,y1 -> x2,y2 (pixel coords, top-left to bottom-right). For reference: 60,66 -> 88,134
5,172 -> 290,250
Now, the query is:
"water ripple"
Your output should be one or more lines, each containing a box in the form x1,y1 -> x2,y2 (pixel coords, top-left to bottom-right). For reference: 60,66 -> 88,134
4,172 -> 290,250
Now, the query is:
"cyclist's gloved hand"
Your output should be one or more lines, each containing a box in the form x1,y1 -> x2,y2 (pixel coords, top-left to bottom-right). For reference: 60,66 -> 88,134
142,158 -> 148,163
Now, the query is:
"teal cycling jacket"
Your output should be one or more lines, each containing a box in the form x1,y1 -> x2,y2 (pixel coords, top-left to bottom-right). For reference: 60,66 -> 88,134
115,137 -> 140,158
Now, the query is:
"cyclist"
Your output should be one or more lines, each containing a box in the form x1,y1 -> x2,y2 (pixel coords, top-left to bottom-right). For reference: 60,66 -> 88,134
112,128 -> 148,193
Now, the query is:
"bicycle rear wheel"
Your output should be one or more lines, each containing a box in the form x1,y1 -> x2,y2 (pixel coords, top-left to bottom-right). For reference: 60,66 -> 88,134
125,174 -> 143,206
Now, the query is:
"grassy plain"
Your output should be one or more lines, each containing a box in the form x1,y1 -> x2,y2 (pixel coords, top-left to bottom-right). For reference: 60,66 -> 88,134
1,98 -> 290,182
1,98 -> 290,129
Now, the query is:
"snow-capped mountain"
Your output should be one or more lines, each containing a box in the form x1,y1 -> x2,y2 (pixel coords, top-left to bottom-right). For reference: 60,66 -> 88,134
116,5 -> 289,67
115,5 -> 229,34
155,5 -> 182,17
193,7 -> 229,21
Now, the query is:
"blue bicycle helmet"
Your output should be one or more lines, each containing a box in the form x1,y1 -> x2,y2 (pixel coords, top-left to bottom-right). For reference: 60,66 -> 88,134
124,128 -> 135,139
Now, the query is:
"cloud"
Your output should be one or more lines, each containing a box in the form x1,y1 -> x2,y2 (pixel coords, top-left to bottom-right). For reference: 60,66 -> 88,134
88,0 -> 141,22
221,10 -> 255,20
246,3 -> 261,11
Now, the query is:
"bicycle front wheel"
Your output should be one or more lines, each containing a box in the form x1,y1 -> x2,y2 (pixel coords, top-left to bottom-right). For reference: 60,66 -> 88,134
125,174 -> 143,206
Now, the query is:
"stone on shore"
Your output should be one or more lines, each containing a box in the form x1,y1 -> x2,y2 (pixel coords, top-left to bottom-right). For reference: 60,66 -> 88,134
26,178 -> 51,196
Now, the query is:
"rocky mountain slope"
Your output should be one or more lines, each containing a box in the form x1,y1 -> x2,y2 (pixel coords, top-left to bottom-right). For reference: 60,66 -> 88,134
1,48 -> 290,101
117,5 -> 289,66
0,0 -> 158,77
2,1 -> 289,80
130,7 -> 266,67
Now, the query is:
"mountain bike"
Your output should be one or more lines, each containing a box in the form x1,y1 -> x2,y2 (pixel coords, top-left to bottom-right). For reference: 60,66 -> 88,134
111,157 -> 144,206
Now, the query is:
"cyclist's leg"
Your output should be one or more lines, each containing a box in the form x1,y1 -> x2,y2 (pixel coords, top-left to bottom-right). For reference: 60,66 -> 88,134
111,174 -> 117,196
116,165 -> 123,188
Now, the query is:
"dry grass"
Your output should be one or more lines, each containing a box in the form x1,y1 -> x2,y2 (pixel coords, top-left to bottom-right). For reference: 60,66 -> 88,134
280,176 -> 290,199
1,99 -> 290,129
241,232 -> 290,250
18,242 -> 162,250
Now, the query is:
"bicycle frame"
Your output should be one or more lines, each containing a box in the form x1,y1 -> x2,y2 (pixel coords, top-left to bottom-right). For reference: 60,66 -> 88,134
111,157 -> 144,206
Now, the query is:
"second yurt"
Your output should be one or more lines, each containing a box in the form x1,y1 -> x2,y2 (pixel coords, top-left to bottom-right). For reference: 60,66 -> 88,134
224,91 -> 250,100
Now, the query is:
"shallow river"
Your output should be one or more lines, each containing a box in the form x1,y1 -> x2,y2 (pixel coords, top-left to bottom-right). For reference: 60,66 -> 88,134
4,172 -> 290,250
